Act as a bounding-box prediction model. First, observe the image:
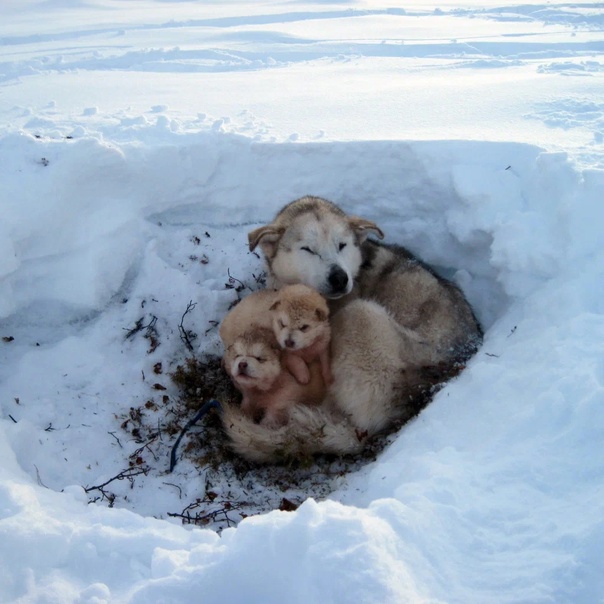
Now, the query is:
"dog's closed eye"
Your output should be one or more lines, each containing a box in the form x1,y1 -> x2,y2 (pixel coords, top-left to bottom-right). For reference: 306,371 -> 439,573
301,246 -> 316,255
338,242 -> 347,251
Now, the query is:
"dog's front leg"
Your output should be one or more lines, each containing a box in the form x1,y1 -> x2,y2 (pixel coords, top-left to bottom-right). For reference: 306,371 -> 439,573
284,354 -> 310,384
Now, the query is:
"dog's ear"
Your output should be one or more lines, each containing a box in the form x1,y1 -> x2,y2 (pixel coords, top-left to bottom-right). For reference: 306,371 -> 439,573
348,216 -> 384,242
315,308 -> 328,322
248,225 -> 284,255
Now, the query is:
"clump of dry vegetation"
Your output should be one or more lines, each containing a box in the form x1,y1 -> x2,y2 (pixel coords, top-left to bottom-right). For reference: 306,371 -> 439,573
168,356 -> 243,472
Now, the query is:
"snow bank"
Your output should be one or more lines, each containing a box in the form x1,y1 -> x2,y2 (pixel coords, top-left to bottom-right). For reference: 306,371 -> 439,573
1,121 -> 603,602
2,0 -> 604,600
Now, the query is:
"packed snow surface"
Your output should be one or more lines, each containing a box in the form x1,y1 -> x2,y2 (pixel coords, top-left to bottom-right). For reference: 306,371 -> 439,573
0,1 -> 603,602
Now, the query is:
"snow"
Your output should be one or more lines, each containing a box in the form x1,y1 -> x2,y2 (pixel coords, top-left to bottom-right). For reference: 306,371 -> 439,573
1,1 -> 603,602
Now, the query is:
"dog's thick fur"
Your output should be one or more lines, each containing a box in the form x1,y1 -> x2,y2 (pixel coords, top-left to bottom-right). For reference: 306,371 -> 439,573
223,196 -> 483,461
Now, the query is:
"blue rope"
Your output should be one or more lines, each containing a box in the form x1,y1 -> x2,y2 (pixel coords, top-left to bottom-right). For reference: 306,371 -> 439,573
169,399 -> 221,473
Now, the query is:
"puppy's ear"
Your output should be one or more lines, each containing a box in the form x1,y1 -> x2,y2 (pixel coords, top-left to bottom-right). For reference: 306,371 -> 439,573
315,308 -> 328,322
348,216 -> 384,242
248,225 -> 284,255
269,301 -> 281,311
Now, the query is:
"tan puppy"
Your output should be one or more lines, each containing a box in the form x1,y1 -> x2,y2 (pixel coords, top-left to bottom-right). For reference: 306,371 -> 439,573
223,326 -> 325,427
219,285 -> 332,385
269,284 -> 332,386
219,289 -> 278,350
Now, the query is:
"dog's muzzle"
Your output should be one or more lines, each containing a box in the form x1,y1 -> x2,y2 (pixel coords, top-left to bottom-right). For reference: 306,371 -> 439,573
237,360 -> 249,376
326,265 -> 349,297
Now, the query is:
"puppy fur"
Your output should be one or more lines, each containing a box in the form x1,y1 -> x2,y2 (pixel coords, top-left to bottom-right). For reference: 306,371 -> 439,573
223,326 -> 326,427
219,289 -> 278,351
269,284 -> 332,386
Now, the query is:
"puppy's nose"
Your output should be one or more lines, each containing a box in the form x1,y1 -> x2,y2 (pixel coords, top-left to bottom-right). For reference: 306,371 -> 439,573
285,338 -> 295,348
238,360 -> 248,372
328,265 -> 348,293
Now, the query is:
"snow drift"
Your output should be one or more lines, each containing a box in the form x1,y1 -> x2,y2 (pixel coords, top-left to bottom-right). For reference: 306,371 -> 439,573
1,126 -> 603,602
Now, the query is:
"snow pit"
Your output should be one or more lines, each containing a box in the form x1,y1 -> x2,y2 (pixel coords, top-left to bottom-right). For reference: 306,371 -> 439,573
1,129 -> 602,602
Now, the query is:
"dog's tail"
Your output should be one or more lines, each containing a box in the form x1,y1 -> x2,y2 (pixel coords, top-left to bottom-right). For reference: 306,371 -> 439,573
221,402 -> 364,464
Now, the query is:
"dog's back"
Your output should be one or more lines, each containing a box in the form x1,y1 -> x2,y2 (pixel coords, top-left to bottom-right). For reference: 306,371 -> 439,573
358,240 -> 482,364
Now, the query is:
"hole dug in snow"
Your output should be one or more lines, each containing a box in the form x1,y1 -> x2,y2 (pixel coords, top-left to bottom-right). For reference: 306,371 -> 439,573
2,133 -> 571,532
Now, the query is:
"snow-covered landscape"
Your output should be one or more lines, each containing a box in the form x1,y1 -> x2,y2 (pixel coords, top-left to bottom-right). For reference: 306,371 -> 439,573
1,1 -> 603,602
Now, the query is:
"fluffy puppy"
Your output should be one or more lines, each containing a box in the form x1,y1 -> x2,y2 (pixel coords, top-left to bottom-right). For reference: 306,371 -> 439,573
219,289 -> 278,351
223,326 -> 326,427
269,284 -> 332,386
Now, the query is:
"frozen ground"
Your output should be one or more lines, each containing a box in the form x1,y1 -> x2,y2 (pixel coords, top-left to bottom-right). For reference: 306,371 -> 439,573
0,1 -> 603,603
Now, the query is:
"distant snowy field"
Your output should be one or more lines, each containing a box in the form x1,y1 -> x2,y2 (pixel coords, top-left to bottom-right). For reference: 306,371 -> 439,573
1,1 -> 603,602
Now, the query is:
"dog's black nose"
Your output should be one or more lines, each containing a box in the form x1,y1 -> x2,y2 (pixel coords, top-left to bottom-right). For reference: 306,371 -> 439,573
328,265 -> 349,293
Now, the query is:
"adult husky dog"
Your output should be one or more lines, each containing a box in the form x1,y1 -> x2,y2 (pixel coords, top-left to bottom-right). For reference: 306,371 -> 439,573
222,196 -> 482,462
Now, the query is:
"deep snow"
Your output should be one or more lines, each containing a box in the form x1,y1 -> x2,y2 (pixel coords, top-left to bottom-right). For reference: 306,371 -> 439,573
1,1 -> 603,603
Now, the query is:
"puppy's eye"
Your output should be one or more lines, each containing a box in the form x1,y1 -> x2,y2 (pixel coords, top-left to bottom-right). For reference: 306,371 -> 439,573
338,242 -> 347,251
301,246 -> 315,255
300,325 -> 310,332
256,357 -> 265,363
279,320 -> 285,329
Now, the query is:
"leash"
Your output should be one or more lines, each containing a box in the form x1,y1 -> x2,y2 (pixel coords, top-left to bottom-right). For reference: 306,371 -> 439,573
169,398 -> 222,473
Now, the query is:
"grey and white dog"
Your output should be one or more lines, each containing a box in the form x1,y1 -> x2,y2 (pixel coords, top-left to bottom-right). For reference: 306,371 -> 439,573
222,195 -> 482,462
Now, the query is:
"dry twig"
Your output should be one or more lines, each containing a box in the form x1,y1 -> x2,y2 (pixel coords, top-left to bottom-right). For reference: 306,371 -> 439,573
179,302 -> 198,352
